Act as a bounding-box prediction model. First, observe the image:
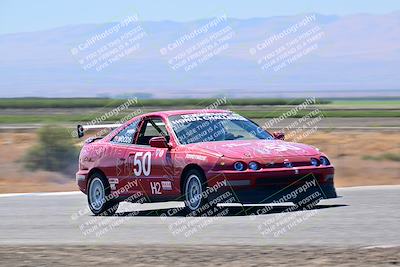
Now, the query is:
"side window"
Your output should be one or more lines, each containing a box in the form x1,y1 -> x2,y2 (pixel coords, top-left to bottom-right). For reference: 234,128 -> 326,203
112,120 -> 140,144
136,118 -> 169,146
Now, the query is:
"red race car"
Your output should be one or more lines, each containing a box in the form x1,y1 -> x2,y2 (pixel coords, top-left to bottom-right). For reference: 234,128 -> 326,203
76,110 -> 337,215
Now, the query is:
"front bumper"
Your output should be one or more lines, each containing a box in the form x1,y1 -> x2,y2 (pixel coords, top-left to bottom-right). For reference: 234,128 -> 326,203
206,166 -> 337,204
216,181 -> 337,204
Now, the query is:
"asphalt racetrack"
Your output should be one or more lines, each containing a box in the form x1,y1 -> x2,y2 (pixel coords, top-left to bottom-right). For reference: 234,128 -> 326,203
1,185 -> 399,247
1,185 -> 400,266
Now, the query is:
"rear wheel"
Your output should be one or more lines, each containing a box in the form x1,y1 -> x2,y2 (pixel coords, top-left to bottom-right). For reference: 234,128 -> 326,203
183,169 -> 208,213
87,173 -> 119,216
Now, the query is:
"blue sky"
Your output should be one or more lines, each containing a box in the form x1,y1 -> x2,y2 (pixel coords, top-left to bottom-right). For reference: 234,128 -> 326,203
1,0 -> 400,34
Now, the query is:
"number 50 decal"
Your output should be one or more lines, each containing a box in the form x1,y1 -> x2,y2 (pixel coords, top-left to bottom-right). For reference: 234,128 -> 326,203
133,152 -> 152,176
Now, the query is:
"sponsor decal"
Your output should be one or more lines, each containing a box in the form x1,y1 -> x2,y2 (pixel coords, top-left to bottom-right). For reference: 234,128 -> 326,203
150,182 -> 162,195
109,178 -> 119,190
171,113 -> 246,125
221,143 -> 251,148
263,143 -> 303,152
185,154 -> 207,161
155,149 -> 165,158
109,179 -> 138,191
161,181 -> 173,190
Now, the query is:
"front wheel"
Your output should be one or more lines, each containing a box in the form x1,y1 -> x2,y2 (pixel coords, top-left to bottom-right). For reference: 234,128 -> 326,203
183,169 -> 208,213
87,173 -> 119,216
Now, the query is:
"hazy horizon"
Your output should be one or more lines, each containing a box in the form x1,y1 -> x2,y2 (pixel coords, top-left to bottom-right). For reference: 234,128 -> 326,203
1,10 -> 399,36
2,0 -> 400,34
1,11 -> 400,98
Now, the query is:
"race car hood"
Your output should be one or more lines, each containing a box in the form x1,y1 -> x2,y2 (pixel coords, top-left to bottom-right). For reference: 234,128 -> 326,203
187,139 -> 320,159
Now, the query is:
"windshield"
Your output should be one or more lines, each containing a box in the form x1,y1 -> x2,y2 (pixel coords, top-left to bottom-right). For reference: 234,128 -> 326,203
169,113 -> 273,144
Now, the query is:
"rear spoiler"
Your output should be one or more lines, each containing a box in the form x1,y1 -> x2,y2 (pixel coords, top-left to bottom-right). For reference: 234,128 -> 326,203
77,124 -> 122,138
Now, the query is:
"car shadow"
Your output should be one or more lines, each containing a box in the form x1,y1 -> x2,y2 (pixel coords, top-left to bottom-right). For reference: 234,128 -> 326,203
111,204 -> 347,217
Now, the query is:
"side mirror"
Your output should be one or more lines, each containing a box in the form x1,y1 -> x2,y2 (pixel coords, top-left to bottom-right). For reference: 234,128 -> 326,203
149,136 -> 169,148
273,131 -> 285,140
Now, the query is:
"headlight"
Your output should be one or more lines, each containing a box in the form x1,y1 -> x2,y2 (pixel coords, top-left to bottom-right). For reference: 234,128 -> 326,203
320,156 -> 330,166
310,158 -> 319,166
233,161 -> 246,171
248,161 -> 260,170
284,161 -> 293,168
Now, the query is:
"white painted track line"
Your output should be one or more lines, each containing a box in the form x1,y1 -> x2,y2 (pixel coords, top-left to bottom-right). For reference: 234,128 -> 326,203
0,185 -> 399,198
0,191 -> 80,198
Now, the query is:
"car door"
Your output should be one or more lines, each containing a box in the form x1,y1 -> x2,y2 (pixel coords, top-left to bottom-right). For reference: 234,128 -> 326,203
107,119 -> 142,195
126,116 -> 178,200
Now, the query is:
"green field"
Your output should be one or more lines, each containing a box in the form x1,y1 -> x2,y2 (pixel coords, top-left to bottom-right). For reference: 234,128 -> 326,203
0,98 -> 330,108
0,110 -> 399,124
331,100 -> 400,105
0,97 -> 398,124
1,97 -> 399,108
327,99 -> 400,109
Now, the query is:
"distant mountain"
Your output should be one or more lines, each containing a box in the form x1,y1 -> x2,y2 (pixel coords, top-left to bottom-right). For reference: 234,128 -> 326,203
0,12 -> 399,97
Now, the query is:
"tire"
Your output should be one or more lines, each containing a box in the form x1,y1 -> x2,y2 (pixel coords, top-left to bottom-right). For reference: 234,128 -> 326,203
183,169 -> 208,213
87,173 -> 119,216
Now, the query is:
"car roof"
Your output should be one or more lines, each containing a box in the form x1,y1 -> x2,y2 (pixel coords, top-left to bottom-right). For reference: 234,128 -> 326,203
105,109 -> 235,142
120,109 -> 234,129
143,109 -> 232,117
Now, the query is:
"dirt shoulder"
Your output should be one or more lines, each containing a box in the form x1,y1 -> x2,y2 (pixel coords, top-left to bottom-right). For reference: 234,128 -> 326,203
0,245 -> 399,266
0,130 -> 399,193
